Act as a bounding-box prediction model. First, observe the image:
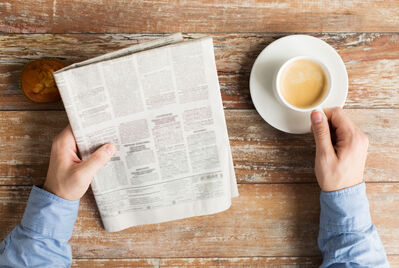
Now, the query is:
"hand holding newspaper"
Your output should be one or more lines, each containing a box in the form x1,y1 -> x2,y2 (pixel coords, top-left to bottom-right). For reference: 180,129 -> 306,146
54,33 -> 238,232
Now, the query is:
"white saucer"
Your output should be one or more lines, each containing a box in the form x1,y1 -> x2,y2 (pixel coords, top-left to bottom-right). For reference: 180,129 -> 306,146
249,35 -> 348,134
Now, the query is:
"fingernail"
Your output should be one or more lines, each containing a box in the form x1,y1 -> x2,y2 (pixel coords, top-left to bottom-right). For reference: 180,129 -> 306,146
311,111 -> 323,124
105,144 -> 116,156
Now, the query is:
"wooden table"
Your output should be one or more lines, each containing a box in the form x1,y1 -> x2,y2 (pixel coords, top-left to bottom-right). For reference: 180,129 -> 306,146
1,1 -> 399,267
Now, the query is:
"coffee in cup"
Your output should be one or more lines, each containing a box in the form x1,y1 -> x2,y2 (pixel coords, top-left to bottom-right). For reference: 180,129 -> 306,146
275,56 -> 331,112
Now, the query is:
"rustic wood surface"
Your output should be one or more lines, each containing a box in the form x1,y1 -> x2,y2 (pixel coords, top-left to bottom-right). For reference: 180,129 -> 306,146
2,0 -> 399,33
1,0 -> 398,266
71,257 -> 322,267
0,110 -> 398,185
1,184 -> 399,259
71,256 -> 399,268
1,33 -> 399,110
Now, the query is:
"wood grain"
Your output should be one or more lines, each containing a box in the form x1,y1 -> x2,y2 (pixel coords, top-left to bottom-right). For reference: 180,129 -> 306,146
0,109 -> 398,185
388,255 -> 399,266
1,183 -> 398,258
71,257 -> 321,267
158,257 -> 321,267
72,258 -> 159,267
228,109 -> 399,183
1,33 -> 399,110
2,1 -> 398,266
2,0 -> 399,33
161,256 -> 399,267
71,255 -> 399,267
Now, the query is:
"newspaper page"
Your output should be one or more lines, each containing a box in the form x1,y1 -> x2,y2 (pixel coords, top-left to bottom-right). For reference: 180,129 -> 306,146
54,35 -> 238,232
59,33 -> 184,72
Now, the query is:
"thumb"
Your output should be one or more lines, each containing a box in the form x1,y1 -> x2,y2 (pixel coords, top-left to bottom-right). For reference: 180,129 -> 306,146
311,110 -> 334,156
80,143 -> 116,178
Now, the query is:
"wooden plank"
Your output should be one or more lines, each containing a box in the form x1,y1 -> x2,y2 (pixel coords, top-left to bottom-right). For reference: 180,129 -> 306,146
72,258 -> 160,267
1,33 -> 399,110
159,257 -> 321,267
228,109 -> 399,183
0,109 -> 398,185
388,255 -> 399,266
71,255 -> 399,267
1,183 -> 398,258
0,111 -> 64,185
2,1 -> 399,33
71,257 -> 321,267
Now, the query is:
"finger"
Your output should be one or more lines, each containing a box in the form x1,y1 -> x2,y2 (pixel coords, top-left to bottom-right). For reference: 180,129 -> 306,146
80,143 -> 116,179
324,107 -> 354,131
311,110 -> 335,156
54,125 -> 78,151
57,124 -> 73,140
324,107 -> 356,150
52,125 -> 81,164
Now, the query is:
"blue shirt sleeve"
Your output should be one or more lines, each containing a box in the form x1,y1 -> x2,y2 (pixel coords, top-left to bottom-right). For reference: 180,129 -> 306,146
318,182 -> 389,267
0,186 -> 79,268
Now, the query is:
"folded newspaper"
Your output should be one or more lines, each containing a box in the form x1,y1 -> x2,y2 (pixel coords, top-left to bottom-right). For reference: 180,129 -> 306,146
54,33 -> 238,232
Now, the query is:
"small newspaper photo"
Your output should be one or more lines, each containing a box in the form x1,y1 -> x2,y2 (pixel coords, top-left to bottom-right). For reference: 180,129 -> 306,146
54,33 -> 238,232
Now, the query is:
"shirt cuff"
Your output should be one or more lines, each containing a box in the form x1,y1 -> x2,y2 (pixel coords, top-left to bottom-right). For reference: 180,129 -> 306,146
320,182 -> 372,233
21,186 -> 80,242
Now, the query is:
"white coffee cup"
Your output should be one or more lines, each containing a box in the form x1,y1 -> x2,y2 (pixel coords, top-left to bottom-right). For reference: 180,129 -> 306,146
274,56 -> 332,112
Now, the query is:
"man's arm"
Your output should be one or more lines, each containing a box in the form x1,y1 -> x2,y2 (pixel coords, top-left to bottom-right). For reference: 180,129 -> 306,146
318,183 -> 387,267
0,126 -> 115,267
0,186 -> 79,267
310,108 -> 388,267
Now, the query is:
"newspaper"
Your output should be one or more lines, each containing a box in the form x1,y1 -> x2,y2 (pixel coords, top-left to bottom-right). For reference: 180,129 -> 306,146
54,34 -> 238,232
